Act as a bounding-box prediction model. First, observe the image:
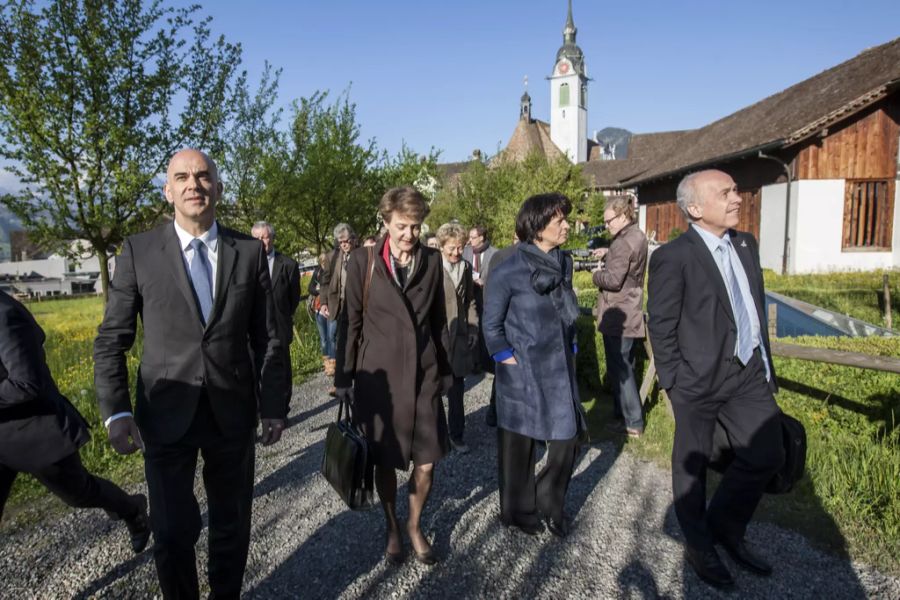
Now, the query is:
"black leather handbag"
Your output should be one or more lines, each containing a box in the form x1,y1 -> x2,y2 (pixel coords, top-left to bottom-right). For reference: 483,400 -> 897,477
708,411 -> 807,494
321,397 -> 375,510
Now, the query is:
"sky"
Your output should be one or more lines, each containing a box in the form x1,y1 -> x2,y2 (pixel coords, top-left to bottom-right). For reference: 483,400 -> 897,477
206,1 -> 900,163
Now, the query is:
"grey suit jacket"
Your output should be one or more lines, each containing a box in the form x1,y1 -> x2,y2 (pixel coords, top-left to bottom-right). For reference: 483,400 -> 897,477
93,221 -> 286,445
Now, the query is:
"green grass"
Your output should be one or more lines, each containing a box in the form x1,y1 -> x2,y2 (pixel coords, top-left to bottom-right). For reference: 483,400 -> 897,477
5,295 -> 322,522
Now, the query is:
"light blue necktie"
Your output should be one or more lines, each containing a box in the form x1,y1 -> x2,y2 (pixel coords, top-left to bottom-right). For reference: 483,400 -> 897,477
717,240 -> 754,365
189,238 -> 213,324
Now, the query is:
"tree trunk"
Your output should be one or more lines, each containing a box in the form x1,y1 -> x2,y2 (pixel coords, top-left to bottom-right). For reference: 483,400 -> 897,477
96,246 -> 111,303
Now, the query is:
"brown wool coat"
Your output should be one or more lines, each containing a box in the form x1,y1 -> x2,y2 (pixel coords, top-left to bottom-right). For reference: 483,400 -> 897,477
440,260 -> 479,377
593,223 -> 649,338
335,238 -> 452,469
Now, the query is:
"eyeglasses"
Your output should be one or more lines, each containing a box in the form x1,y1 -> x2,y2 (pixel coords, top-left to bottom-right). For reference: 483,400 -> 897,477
338,239 -> 352,245
604,214 -> 620,226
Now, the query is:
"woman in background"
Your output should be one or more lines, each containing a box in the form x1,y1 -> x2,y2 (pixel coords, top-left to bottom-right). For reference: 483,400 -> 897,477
436,222 -> 478,453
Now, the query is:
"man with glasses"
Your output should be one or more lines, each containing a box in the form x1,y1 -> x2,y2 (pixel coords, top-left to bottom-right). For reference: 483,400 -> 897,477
592,195 -> 648,438
462,225 -> 497,378
320,223 -> 358,389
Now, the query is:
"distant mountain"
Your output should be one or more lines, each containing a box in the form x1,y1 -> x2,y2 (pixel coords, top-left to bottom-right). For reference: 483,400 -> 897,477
593,127 -> 633,159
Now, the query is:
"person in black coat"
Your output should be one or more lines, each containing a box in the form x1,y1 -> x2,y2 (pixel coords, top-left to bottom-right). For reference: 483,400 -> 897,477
0,289 -> 149,552
648,169 -> 784,589
252,221 -> 301,406
93,149 -> 288,599
482,193 -> 584,538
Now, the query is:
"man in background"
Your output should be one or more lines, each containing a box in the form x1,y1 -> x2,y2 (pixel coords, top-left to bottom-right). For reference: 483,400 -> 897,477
252,221 -> 301,407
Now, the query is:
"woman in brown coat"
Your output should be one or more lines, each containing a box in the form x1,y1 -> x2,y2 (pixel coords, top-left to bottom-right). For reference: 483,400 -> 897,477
436,222 -> 479,453
335,187 -> 451,566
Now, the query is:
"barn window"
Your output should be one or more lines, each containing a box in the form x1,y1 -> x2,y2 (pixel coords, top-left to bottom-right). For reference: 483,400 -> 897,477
559,83 -> 570,107
842,179 -> 894,250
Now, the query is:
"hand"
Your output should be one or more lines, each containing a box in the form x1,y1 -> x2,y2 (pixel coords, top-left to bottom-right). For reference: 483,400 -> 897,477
467,331 -> 479,349
500,356 -> 518,365
441,375 -> 454,395
259,418 -> 286,446
591,248 -> 609,259
335,386 -> 354,406
108,416 -> 145,455
321,305 -> 330,318
474,279 -> 485,287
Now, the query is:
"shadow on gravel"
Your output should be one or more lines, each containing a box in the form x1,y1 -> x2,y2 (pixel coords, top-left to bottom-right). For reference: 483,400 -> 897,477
72,551 -> 155,600
286,398 -> 338,430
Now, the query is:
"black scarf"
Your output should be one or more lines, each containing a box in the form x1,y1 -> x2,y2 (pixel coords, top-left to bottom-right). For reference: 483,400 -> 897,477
519,243 -> 579,329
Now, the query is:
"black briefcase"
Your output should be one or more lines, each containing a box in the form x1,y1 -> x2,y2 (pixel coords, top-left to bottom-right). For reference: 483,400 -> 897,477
708,412 -> 807,494
321,398 -> 375,510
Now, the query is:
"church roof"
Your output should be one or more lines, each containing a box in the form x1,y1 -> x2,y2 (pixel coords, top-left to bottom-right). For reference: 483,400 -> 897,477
499,118 -> 567,163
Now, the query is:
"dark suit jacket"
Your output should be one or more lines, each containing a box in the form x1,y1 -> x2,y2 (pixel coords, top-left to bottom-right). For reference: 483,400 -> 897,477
270,252 -> 301,347
647,226 -> 777,399
0,290 -> 90,471
93,222 -> 286,445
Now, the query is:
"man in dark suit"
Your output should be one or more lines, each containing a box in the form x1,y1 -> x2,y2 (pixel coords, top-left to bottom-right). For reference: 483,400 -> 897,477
94,149 -> 287,599
648,169 -> 785,589
0,289 -> 150,552
251,221 -> 301,406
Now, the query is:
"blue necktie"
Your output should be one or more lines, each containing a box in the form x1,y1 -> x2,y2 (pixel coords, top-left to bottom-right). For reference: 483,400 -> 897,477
718,240 -> 754,365
189,238 -> 213,324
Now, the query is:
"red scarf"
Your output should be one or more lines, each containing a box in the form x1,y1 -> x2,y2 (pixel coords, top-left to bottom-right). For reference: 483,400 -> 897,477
381,235 -> 394,275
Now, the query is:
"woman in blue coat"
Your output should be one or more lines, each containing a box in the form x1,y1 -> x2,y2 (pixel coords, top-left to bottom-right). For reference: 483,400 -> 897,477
483,193 -> 585,538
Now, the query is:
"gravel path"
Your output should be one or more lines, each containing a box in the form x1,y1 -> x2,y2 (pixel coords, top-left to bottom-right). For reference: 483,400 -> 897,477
1,373 -> 897,599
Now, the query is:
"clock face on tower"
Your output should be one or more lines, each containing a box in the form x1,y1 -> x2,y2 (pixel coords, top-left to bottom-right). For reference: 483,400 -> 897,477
557,61 -> 570,75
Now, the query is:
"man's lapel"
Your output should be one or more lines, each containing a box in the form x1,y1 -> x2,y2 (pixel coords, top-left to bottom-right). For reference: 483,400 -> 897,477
207,227 -> 237,329
684,226 -> 735,325
162,224 -> 205,328
271,253 -> 285,290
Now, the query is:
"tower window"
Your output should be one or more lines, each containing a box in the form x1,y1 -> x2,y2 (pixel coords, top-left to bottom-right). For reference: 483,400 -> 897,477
559,83 -> 570,107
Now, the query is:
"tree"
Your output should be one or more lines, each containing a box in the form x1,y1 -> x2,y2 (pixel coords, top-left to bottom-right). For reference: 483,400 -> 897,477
253,90 -> 382,255
214,61 -> 282,233
0,0 -> 244,299
428,151 -> 602,247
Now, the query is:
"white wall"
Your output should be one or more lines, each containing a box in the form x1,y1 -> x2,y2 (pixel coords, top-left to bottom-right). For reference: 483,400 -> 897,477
894,177 -> 900,268
549,69 -> 587,163
789,179 -> 896,273
759,182 -> 797,272
638,204 -> 647,235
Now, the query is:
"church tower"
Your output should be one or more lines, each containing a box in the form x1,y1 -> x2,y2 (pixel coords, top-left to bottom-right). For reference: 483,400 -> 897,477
549,0 -> 588,163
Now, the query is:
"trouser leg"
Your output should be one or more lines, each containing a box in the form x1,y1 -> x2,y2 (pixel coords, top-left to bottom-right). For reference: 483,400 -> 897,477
604,336 -> 644,430
446,376 -> 465,441
535,435 -> 580,522
29,452 -> 137,519
498,428 -> 539,526
486,379 -> 498,426
201,429 -> 256,599
707,355 -> 784,543
315,313 -> 329,356
0,464 -> 17,522
144,438 -> 202,600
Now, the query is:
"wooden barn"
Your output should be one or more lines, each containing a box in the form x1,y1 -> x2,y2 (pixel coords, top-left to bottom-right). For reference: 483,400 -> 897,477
584,37 -> 900,274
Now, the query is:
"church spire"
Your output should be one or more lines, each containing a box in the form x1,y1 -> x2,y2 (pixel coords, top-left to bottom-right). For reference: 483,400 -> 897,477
563,0 -> 576,44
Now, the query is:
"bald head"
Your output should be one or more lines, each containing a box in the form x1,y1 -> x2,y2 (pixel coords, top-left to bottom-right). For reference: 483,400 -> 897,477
676,169 -> 742,237
164,148 -> 222,235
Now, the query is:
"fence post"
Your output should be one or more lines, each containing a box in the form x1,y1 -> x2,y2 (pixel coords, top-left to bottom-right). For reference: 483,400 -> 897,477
768,303 -> 778,339
884,274 -> 893,331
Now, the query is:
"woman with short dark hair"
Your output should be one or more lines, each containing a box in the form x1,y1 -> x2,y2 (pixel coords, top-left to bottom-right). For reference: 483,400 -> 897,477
482,193 -> 584,538
335,186 -> 452,566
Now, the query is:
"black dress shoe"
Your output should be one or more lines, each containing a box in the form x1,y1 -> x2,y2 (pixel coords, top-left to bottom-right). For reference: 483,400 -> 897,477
124,494 -> 151,553
685,546 -> 734,589
545,517 -> 570,538
500,517 -> 544,536
384,549 -> 406,566
718,538 -> 773,576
